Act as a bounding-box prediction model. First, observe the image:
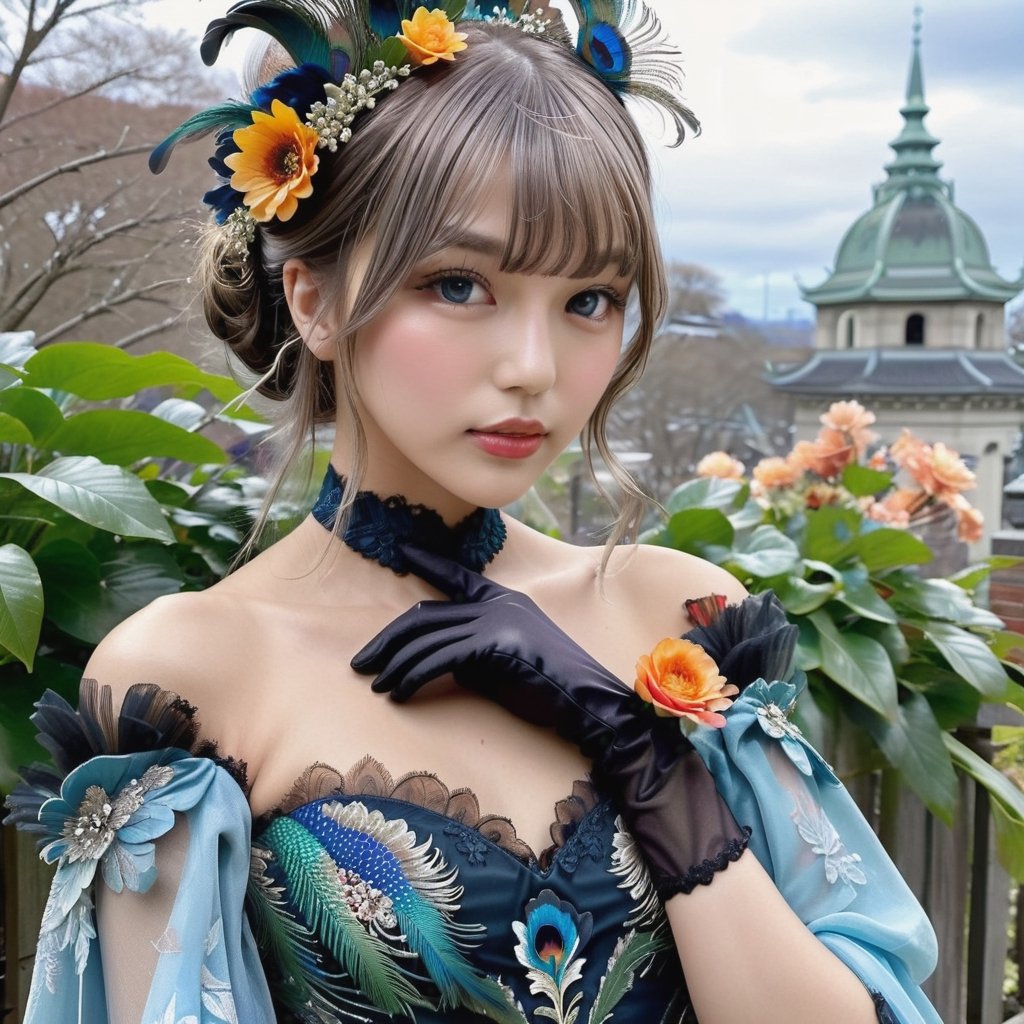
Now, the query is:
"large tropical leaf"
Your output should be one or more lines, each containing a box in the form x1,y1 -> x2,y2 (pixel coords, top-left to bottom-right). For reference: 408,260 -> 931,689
0,544 -> 44,670
42,410 -> 226,467
807,610 -> 898,719
855,694 -> 957,823
727,526 -> 801,579
0,457 -> 173,542
0,387 -> 63,442
22,343 -> 246,404
35,539 -> 183,644
917,620 -> 1009,697
945,732 -> 1024,879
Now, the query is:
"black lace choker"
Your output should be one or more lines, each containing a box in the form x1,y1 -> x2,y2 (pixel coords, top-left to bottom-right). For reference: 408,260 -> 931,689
310,464 -> 506,574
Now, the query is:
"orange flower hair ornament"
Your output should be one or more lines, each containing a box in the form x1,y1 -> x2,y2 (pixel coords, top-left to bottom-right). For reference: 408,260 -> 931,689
635,638 -> 739,728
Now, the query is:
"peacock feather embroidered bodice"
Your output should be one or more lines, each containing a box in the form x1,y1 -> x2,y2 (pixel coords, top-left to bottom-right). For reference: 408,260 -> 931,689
252,759 -> 688,1023
6,595 -> 943,1024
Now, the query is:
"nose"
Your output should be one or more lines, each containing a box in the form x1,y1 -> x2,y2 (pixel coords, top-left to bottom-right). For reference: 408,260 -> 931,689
492,309 -> 558,396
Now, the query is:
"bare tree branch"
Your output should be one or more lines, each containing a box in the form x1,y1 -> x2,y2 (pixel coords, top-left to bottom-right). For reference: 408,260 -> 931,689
35,276 -> 183,345
0,66 -> 140,129
114,313 -> 183,350
0,134 -> 152,211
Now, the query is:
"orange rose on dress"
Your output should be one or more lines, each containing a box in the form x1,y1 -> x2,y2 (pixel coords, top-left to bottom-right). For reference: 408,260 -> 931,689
226,99 -> 319,222
397,7 -> 468,65
635,638 -> 738,728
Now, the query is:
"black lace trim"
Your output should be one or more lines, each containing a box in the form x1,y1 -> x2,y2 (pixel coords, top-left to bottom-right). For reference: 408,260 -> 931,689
254,755 -> 602,868
311,463 -> 506,573
655,825 -> 752,897
872,991 -> 898,1024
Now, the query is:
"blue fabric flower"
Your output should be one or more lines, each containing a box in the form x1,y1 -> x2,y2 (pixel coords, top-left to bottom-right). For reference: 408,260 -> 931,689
38,751 -> 184,916
742,678 -> 839,786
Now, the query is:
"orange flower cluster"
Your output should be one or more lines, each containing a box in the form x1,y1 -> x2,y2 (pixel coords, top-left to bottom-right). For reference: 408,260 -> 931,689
737,400 -> 984,544
634,638 -> 738,728
883,430 -> 981,542
398,7 -> 468,64
696,451 -> 745,481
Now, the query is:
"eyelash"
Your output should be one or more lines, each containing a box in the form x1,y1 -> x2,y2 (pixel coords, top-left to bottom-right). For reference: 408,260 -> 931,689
418,268 -> 628,319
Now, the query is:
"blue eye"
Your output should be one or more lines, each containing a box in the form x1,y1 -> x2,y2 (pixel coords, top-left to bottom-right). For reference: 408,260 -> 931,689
438,276 -> 476,303
568,290 -> 609,318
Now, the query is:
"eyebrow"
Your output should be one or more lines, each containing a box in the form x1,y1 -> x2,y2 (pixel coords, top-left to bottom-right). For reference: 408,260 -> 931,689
429,228 -> 630,275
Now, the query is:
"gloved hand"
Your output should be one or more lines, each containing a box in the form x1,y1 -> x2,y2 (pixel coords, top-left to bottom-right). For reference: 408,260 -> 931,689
352,545 -> 751,897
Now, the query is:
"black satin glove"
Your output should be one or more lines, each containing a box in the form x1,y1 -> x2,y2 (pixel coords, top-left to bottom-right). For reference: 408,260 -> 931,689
352,545 -> 751,897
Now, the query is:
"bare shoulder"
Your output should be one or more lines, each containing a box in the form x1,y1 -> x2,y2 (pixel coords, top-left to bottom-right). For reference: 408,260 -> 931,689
83,586 -> 248,714
601,542 -> 748,614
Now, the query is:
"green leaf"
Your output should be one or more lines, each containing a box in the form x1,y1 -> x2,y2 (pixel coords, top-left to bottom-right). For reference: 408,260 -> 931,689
666,507 -> 734,555
919,620 -> 1009,697
992,631 -> 1024,663
665,477 -> 744,515
808,609 -> 899,719
856,694 -> 957,822
837,566 -> 897,623
44,410 -> 227,467
0,657 -> 81,790
944,733 -> 1024,879
36,539 -> 182,644
0,456 -> 174,541
23,343 -> 247,403
802,507 -> 861,565
858,618 -> 911,667
795,617 -> 822,672
0,387 -> 63,442
854,528 -> 932,572
771,575 -> 835,615
841,463 -> 893,498
0,411 -> 33,445
888,576 -> 1003,628
726,499 -> 765,531
0,544 -> 43,670
899,663 -> 982,730
950,556 -> 1023,592
727,525 -> 801,579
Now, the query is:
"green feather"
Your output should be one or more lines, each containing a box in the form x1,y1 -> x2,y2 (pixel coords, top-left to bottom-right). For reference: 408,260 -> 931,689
587,926 -> 672,1024
201,0 -> 336,69
262,816 -> 422,1016
149,104 -> 253,173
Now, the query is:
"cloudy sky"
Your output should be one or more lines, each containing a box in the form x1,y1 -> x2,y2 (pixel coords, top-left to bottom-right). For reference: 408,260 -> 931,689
153,0 -> 1024,321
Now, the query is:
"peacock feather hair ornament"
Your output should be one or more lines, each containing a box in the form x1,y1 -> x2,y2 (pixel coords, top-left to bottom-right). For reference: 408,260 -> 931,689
150,0 -> 697,252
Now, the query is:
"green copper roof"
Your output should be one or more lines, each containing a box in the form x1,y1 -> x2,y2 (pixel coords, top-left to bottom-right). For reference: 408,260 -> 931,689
801,11 -> 1023,306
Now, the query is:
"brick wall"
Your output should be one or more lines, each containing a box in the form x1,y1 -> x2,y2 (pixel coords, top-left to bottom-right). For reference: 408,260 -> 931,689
992,531 -> 1024,660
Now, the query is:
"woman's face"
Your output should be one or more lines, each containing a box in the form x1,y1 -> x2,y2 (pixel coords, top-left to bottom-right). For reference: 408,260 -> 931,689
347,189 -> 631,521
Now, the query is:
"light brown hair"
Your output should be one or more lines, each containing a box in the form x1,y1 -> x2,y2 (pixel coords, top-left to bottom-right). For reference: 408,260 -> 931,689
200,21 -> 682,560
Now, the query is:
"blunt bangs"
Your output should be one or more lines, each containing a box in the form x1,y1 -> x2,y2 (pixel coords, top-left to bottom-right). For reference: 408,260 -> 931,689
333,22 -> 657,327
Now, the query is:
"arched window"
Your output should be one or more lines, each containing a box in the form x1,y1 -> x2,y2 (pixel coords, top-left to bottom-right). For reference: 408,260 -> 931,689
836,310 -> 855,349
974,312 -> 984,349
905,313 -> 925,346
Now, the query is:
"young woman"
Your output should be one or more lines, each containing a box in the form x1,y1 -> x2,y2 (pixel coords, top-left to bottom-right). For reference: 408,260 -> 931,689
7,3 -> 941,1022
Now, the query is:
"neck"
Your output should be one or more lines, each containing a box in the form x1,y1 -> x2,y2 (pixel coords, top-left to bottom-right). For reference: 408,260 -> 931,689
310,465 -> 506,574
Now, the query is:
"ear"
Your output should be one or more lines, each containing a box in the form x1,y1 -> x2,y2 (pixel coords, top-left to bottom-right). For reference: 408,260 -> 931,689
282,258 -> 337,361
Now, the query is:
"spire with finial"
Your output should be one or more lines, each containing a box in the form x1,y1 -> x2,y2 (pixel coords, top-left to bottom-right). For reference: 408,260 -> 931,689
875,5 -> 948,202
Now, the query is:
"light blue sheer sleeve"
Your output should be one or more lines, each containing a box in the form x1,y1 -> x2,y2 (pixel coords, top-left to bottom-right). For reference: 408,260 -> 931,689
18,749 -> 275,1024
690,678 -> 941,1024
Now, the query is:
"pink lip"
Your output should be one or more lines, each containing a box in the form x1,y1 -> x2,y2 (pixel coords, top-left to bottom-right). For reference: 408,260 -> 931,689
468,419 -> 548,460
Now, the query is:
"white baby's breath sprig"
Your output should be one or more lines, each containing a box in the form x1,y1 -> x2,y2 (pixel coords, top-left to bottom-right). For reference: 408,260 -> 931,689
485,6 -> 549,33
306,61 -> 412,153
225,206 -> 257,258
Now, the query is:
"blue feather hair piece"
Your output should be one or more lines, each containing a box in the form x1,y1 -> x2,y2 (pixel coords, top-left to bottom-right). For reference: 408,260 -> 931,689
560,0 -> 699,145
